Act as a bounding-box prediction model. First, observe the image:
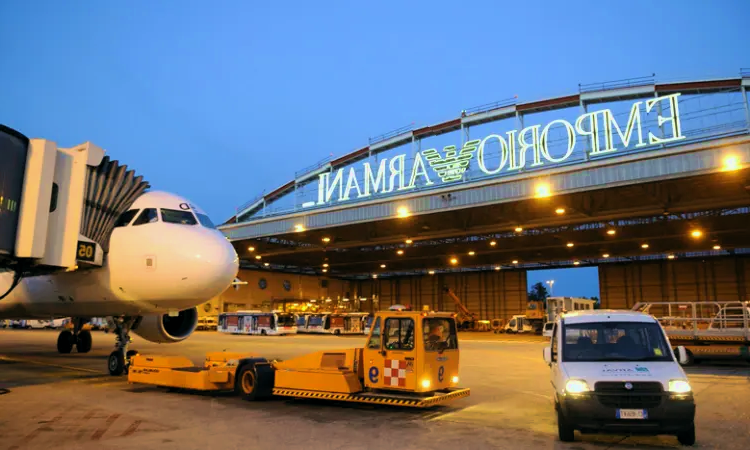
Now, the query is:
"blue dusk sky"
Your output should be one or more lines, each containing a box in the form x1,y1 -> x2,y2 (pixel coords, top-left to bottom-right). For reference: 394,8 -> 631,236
1,1 -> 746,298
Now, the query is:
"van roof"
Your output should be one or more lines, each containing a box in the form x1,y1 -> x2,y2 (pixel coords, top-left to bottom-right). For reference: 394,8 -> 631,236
560,309 -> 657,325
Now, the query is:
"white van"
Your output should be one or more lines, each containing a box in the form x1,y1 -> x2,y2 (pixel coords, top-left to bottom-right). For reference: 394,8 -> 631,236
543,310 -> 695,446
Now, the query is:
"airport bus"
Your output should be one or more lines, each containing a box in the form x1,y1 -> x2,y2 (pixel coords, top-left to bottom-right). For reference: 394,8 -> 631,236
218,311 -> 297,336
321,312 -> 369,335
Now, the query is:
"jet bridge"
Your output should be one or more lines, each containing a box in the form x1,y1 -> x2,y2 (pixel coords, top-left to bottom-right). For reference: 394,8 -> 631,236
0,124 -> 149,282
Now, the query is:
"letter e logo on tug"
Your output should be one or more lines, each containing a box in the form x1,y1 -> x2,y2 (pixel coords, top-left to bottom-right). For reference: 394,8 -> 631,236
369,366 -> 379,383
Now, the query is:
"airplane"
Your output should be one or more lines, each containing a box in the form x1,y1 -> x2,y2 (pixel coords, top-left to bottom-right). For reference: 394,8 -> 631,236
0,190 -> 239,375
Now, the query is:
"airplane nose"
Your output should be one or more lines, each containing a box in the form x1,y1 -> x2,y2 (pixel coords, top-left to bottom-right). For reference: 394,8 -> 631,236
182,231 -> 239,299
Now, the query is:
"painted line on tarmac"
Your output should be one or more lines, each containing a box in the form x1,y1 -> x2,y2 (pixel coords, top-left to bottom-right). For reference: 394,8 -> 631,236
0,355 -> 104,374
463,340 -> 546,344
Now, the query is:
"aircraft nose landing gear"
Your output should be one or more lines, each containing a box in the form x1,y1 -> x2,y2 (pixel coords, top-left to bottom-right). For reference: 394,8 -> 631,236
108,317 -> 139,376
56,318 -> 92,354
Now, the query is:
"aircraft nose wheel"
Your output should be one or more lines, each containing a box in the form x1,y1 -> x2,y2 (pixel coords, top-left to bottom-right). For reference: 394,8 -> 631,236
76,330 -> 92,353
108,351 -> 126,376
57,330 -> 75,354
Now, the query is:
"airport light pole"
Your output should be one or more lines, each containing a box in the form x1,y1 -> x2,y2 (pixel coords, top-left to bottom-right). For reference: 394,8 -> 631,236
546,280 -> 554,297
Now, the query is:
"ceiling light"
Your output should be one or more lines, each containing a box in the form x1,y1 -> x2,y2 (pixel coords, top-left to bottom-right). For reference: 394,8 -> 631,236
405,239 -> 413,244
514,227 -> 523,232
602,253 -> 610,258
606,229 -> 616,236
264,262 -> 270,267
713,245 -> 721,250
566,242 -> 574,248
512,260 -> 518,264
428,270 -> 435,275
691,230 -> 703,239
641,243 -> 649,249
490,240 -> 497,246
555,208 -> 566,215
450,257 -> 458,265
372,274 -> 378,279
322,237 -> 331,243
397,207 -> 410,218
322,268 -> 327,273
468,251 -> 475,256
494,266 -> 501,271
248,246 -> 255,252
255,255 -> 262,260
294,224 -> 305,232
397,249 -> 404,255
723,155 -> 740,171
667,254 -> 675,260
323,263 -> 329,267
573,261 -> 580,265
380,264 -> 386,268
535,183 -> 551,198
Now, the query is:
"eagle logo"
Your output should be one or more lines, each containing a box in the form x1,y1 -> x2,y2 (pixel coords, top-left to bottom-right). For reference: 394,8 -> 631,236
422,139 -> 480,182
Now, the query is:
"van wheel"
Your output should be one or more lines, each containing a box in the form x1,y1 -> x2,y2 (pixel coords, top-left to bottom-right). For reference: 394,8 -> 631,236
677,423 -> 695,446
557,407 -> 575,442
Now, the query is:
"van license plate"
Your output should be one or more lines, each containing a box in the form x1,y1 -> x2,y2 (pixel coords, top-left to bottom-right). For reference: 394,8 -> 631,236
617,409 -> 647,419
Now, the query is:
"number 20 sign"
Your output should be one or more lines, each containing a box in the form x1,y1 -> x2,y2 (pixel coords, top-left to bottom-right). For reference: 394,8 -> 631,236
76,241 -> 96,262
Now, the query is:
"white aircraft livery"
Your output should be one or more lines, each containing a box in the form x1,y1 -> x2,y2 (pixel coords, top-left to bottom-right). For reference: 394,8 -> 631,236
0,190 -> 239,375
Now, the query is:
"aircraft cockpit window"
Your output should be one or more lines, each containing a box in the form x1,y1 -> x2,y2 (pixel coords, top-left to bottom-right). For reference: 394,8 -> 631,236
196,213 -> 216,229
132,208 -> 159,226
114,209 -> 139,228
161,209 -> 198,225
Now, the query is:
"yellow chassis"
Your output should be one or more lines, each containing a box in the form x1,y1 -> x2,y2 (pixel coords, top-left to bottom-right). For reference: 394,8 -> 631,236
272,387 -> 471,408
128,352 -> 470,408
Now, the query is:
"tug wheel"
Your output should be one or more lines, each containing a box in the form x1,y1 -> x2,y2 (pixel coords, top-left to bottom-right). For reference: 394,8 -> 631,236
236,365 -> 258,399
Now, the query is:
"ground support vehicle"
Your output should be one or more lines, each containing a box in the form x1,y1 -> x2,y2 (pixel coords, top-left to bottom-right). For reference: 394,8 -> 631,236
218,311 -> 297,335
543,309 -> 696,445
502,315 -> 534,333
633,301 -> 750,364
128,310 -> 470,408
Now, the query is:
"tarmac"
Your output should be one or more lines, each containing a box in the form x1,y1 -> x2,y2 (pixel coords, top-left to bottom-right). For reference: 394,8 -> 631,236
0,329 -> 748,450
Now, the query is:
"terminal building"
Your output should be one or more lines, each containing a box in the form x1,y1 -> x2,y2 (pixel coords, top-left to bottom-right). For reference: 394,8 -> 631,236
216,72 -> 750,322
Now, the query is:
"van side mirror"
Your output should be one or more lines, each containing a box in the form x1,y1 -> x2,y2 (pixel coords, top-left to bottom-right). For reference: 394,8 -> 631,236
675,346 -> 689,365
543,347 -> 552,365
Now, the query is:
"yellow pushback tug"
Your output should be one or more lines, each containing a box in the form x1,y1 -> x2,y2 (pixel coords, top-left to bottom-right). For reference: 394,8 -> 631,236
127,308 -> 470,408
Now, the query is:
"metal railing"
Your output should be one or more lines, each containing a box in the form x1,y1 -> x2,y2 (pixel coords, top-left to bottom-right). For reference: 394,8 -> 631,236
632,301 -> 750,337
295,155 -> 334,179
368,123 -> 414,145
579,74 -> 656,93
463,96 -> 518,116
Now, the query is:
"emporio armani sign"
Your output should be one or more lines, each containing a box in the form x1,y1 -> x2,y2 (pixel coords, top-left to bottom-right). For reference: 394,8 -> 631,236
311,93 -> 686,207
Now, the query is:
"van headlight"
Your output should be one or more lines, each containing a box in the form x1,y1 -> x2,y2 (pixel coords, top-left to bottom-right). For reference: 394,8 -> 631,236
565,379 -> 590,394
668,379 -> 691,394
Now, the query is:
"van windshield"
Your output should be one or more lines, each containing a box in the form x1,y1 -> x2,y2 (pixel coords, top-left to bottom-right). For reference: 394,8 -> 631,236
562,321 -> 673,362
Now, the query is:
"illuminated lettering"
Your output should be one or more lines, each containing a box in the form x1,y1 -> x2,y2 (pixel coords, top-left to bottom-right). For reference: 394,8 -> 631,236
408,152 -> 434,188
389,154 -> 407,191
539,119 -> 576,163
310,94 -> 686,206
477,134 -> 508,175
506,130 -> 520,170
514,125 -> 543,170
603,102 -> 646,152
575,110 -> 604,155
341,167 -> 362,200
363,159 -> 389,196
646,93 -> 686,145
323,169 -> 344,203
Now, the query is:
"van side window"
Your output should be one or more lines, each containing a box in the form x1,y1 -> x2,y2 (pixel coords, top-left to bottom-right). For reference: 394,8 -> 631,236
367,317 -> 382,349
551,323 -> 558,361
